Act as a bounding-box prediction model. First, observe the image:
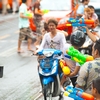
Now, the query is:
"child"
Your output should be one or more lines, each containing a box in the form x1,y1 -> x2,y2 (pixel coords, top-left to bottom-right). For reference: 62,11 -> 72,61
82,7 -> 92,19
91,77 -> 100,100
88,5 -> 99,27
18,0 -> 34,53
81,7 -> 94,28
61,30 -> 86,87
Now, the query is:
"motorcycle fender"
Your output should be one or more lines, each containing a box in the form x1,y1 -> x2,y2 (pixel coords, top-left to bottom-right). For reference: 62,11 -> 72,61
42,77 -> 54,85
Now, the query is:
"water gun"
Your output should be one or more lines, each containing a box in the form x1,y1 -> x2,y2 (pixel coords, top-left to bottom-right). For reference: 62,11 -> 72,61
64,85 -> 94,100
36,9 -> 49,15
64,91 -> 83,100
25,11 -> 33,18
57,18 -> 94,34
59,59 -> 70,75
66,18 -> 94,27
66,46 -> 94,65
42,9 -> 49,14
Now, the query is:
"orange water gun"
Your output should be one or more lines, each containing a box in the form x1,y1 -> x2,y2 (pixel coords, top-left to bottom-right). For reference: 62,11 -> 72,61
67,17 -> 94,26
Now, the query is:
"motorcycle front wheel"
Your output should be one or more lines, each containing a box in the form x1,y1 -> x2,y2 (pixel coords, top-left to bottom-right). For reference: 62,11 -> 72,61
43,83 -> 53,100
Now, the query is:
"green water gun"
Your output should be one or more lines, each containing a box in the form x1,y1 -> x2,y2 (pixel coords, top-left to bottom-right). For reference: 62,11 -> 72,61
42,9 -> 49,14
25,11 -> 33,18
66,46 -> 94,65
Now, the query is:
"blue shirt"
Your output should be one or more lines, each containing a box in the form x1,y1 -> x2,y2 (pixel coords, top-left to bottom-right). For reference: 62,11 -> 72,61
77,4 -> 85,15
19,3 -> 29,29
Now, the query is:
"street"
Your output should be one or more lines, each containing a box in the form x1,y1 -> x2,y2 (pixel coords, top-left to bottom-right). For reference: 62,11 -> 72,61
0,16 -> 41,100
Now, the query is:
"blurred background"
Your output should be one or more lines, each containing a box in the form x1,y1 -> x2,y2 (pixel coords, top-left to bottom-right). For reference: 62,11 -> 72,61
0,0 -> 36,14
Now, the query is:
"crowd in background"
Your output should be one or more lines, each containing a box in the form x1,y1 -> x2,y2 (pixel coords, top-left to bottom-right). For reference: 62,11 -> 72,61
1,0 -> 36,15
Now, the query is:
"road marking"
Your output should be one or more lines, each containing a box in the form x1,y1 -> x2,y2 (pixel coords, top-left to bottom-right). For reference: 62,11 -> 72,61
0,47 -> 17,57
34,92 -> 43,100
0,40 -> 17,43
15,30 -> 19,34
0,34 -> 10,40
0,46 -> 37,57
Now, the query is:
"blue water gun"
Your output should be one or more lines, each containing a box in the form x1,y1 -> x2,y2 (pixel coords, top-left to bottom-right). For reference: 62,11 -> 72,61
67,18 -> 94,26
64,85 -> 94,100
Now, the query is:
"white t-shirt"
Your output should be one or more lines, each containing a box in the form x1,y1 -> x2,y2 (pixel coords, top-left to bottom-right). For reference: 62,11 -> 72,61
37,31 -> 66,52
92,13 -> 98,20
63,44 -> 80,77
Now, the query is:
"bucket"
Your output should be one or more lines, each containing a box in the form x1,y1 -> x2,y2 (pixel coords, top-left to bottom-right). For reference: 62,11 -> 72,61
0,66 -> 3,78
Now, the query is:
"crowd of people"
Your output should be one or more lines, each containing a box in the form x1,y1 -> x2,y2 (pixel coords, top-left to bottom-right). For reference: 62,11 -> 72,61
1,0 -> 19,15
18,0 -> 100,99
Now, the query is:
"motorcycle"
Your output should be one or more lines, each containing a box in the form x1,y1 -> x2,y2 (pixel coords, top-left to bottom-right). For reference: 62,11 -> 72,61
37,49 -> 63,100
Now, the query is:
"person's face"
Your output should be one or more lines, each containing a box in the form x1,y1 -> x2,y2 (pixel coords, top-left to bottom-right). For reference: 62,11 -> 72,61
91,84 -> 96,97
26,0 -> 31,6
84,11 -> 91,18
48,22 -> 56,32
85,0 -> 90,5
90,8 -> 95,14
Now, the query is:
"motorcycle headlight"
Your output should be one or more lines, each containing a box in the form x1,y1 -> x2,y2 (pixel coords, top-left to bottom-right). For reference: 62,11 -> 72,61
43,51 -> 54,57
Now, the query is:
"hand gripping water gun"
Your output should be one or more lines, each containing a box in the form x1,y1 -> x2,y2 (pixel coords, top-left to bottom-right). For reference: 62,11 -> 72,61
25,11 -> 33,18
65,46 -> 94,65
64,85 -> 94,100
66,18 -> 94,27
59,59 -> 70,75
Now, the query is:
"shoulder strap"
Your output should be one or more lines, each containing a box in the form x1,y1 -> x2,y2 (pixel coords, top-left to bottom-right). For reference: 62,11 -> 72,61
70,4 -> 79,18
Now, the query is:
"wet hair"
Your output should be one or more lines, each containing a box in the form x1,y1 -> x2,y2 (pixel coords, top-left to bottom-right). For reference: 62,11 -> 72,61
84,7 -> 91,13
88,5 -> 95,10
92,77 -> 100,94
47,18 -> 58,26
22,0 -> 27,3
94,39 -> 100,55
